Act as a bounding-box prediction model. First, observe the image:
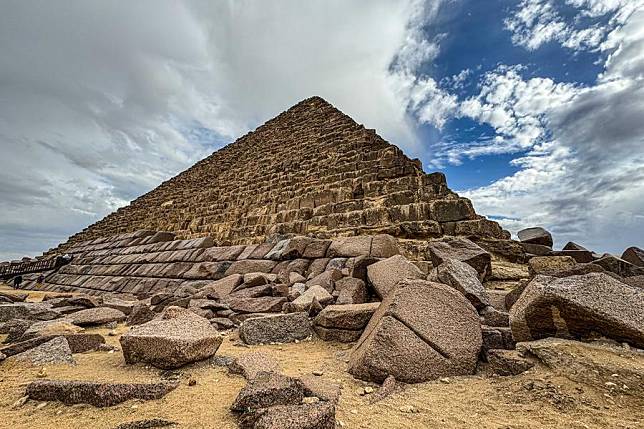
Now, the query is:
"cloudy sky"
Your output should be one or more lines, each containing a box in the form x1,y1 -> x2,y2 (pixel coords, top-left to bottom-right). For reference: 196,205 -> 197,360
1,0 -> 643,260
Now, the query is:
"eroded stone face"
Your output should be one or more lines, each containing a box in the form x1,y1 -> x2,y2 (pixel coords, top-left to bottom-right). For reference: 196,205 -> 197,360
120,306 -> 222,369
510,273 -> 644,348
348,280 -> 482,383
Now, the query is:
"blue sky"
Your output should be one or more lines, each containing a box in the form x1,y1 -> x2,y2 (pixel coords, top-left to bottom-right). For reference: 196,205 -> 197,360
1,0 -> 643,259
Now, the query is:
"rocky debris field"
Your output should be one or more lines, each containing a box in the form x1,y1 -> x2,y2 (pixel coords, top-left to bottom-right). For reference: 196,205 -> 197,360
1,228 -> 643,428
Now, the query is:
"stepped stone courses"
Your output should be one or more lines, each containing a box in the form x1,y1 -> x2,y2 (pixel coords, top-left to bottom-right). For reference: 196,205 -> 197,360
50,97 -> 504,255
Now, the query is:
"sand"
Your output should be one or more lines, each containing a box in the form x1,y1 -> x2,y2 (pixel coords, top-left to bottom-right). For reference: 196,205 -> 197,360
1,284 -> 643,429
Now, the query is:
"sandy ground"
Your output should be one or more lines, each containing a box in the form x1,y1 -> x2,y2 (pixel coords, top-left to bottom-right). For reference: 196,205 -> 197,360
1,284 -> 643,429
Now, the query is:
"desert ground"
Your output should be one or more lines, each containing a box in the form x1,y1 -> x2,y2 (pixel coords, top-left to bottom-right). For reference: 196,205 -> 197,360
1,283 -> 642,429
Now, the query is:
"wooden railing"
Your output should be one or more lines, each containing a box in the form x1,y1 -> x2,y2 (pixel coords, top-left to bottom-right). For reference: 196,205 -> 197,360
0,256 -> 69,279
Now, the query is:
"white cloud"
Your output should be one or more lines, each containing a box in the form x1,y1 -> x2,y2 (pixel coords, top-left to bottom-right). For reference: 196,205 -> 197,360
464,7 -> 644,253
0,0 -> 444,260
505,0 -> 643,51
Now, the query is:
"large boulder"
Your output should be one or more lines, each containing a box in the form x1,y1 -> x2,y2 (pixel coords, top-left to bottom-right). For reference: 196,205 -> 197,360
434,258 -> 490,310
517,227 -> 553,247
510,273 -> 644,348
26,379 -> 178,407
427,237 -> 491,280
0,303 -> 60,322
348,280 -> 482,383
592,254 -> 644,277
239,403 -> 335,429
120,306 -> 222,369
334,278 -> 367,305
231,371 -> 305,412
621,246 -> 644,267
70,307 -> 126,326
528,256 -> 576,277
239,313 -> 311,345
6,336 -> 75,366
230,352 -> 281,380
366,255 -> 425,299
313,303 -> 379,343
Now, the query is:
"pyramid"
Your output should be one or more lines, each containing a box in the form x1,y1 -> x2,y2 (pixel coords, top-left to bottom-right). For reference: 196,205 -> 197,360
52,96 -> 506,255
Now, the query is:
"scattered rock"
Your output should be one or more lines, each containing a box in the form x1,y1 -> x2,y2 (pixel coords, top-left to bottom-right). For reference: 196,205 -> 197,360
229,352 -> 280,380
334,278 -> 367,305
6,336 -> 75,366
126,304 -> 156,326
369,375 -> 402,403
528,256 -> 576,277
238,402 -> 335,429
26,379 -> 178,407
485,349 -> 535,376
518,227 -> 553,247
428,237 -> 491,280
70,307 -> 126,327
239,313 -> 311,345
621,246 -> 644,267
366,255 -> 425,299
305,269 -> 342,294
593,254 -> 644,277
120,306 -> 222,369
510,273 -> 644,348
287,285 -> 333,312
231,371 -> 305,412
435,258 -> 490,310
115,419 -> 178,429
348,280 -> 482,383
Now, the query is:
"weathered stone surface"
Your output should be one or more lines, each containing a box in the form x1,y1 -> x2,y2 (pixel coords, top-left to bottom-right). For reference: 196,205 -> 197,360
50,295 -> 100,309
622,275 -> 644,288
239,402 -> 335,429
428,237 -> 491,280
366,255 -> 425,299
621,246 -> 644,267
231,371 -> 305,412
480,306 -> 509,327
240,313 -> 311,345
26,379 -> 178,407
348,280 -> 482,383
115,419 -> 178,429
521,242 -> 553,256
120,306 -> 222,368
289,286 -> 333,310
334,277 -> 367,305
485,349 -> 535,376
510,273 -> 644,348
327,236 -> 372,258
314,303 -> 379,331
563,241 -> 588,251
182,261 -> 230,280
7,336 -> 75,366
226,297 -> 287,314
70,307 -> 126,326
126,304 -> 156,326
102,296 -> 137,315
518,227 -> 553,247
435,258 -> 490,310
226,260 -> 278,276
0,291 -> 28,303
300,375 -> 340,403
229,352 -> 281,380
313,325 -> 362,342
593,254 -> 644,277
0,303 -> 60,322
369,234 -> 400,258
304,269 -> 342,294
528,256 -> 576,277
19,319 -> 83,341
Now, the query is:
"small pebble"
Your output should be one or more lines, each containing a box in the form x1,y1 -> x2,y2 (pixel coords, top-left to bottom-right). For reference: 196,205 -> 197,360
312,370 -> 324,376
302,396 -> 320,404
188,379 -> 197,386
364,386 -> 374,394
